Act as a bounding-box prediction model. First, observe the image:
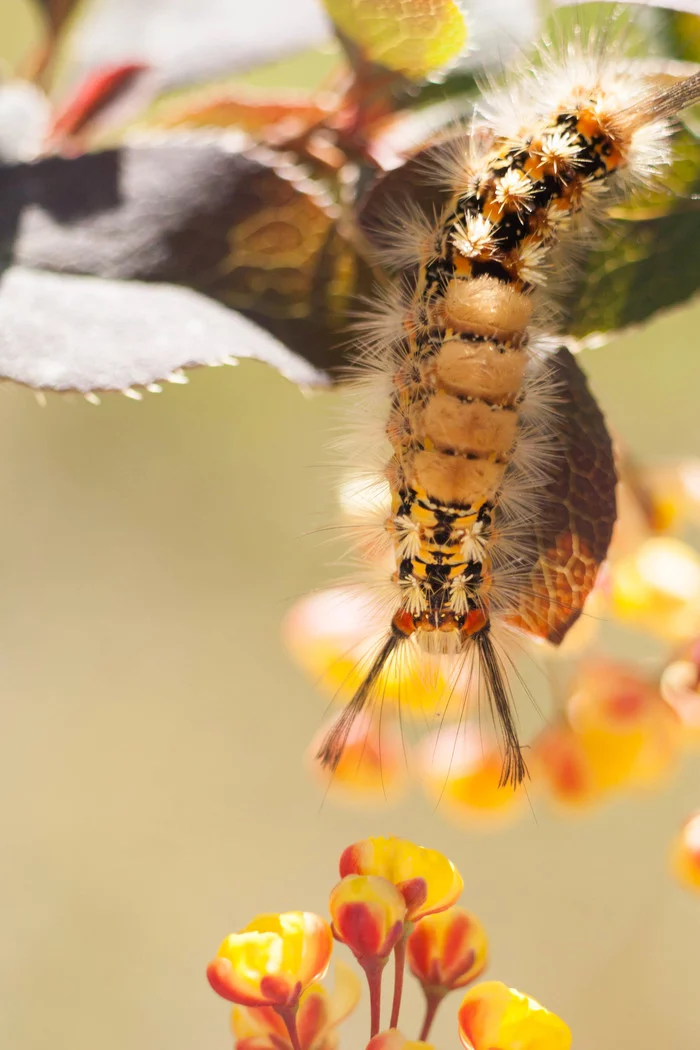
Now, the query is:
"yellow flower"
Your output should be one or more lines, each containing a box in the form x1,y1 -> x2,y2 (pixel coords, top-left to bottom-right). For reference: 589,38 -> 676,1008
532,720 -> 600,809
339,836 -> 463,922
609,537 -> 700,642
661,649 -> 700,746
407,907 -> 488,993
642,458 -> 700,533
417,727 -> 525,825
534,662 -> 683,808
231,960 -> 360,1050
567,662 -> 681,792
458,982 -> 571,1050
207,912 -> 333,1008
366,1033 -> 436,1050
307,712 -> 408,806
670,811 -> 700,893
284,587 -> 451,718
329,875 -> 406,962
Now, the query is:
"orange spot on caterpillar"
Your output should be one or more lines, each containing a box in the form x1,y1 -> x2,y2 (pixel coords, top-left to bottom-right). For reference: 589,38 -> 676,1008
392,610 -> 416,637
462,608 -> 488,636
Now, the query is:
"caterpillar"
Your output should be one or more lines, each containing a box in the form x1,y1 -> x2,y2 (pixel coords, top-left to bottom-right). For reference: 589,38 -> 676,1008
316,39 -> 700,788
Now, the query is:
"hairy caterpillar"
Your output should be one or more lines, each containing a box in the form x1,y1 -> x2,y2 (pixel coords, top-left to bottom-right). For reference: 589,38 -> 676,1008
317,39 -> 700,787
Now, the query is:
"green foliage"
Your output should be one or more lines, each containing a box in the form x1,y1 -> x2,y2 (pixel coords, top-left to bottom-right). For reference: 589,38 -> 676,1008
563,127 -> 700,338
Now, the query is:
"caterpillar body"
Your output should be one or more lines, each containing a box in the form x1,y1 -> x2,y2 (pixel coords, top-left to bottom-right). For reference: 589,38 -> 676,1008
318,46 -> 700,786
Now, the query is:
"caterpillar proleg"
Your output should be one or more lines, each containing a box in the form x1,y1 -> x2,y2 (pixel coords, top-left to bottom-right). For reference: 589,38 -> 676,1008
317,42 -> 700,788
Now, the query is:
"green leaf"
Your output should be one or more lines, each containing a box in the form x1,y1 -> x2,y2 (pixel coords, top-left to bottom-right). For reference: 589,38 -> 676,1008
322,0 -> 468,81
664,11 -> 700,63
561,129 -> 700,340
0,138 -> 372,387
556,0 -> 700,14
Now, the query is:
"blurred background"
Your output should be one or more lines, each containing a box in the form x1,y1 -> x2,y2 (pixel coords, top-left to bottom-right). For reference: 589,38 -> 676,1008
1,2 -> 699,1049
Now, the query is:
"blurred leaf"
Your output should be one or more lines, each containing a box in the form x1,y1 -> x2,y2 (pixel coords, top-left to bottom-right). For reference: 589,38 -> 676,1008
322,0 -> 467,80
67,0 -> 330,92
0,139 -> 374,379
0,141 -> 267,279
562,129 -> 700,339
0,266 -> 327,393
665,11 -> 700,63
405,70 -> 479,109
328,0 -> 539,89
194,159 -> 376,371
556,0 -> 700,12
153,89 -> 332,138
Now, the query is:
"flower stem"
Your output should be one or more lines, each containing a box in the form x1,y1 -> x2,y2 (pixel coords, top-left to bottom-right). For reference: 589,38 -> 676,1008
362,959 -> 385,1039
275,1005 -> 303,1050
419,988 -> 447,1042
389,927 -> 408,1029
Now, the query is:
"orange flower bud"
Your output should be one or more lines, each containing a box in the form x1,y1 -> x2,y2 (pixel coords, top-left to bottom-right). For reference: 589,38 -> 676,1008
670,811 -> 700,893
329,875 -> 406,962
231,960 -> 360,1050
458,981 -> 571,1050
643,458 -> 700,533
339,836 -> 463,922
417,727 -> 525,825
407,907 -> 488,993
366,1033 -> 435,1050
532,721 -> 600,809
207,912 -> 333,1009
567,662 -> 681,791
662,647 -> 700,746
609,537 -> 700,642
283,587 -> 448,717
306,713 -> 408,806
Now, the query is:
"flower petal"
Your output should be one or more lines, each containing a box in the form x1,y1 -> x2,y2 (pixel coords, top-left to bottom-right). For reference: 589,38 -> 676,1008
458,981 -> 571,1050
366,1033 -> 436,1050
670,811 -> 700,893
208,912 -> 332,1009
322,960 -> 362,1031
408,907 -> 488,992
339,836 -> 462,921
329,875 -> 406,961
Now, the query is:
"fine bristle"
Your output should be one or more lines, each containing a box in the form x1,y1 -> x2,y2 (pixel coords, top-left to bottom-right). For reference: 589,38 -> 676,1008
316,632 -> 401,771
364,197 -> 441,273
475,627 -> 528,788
